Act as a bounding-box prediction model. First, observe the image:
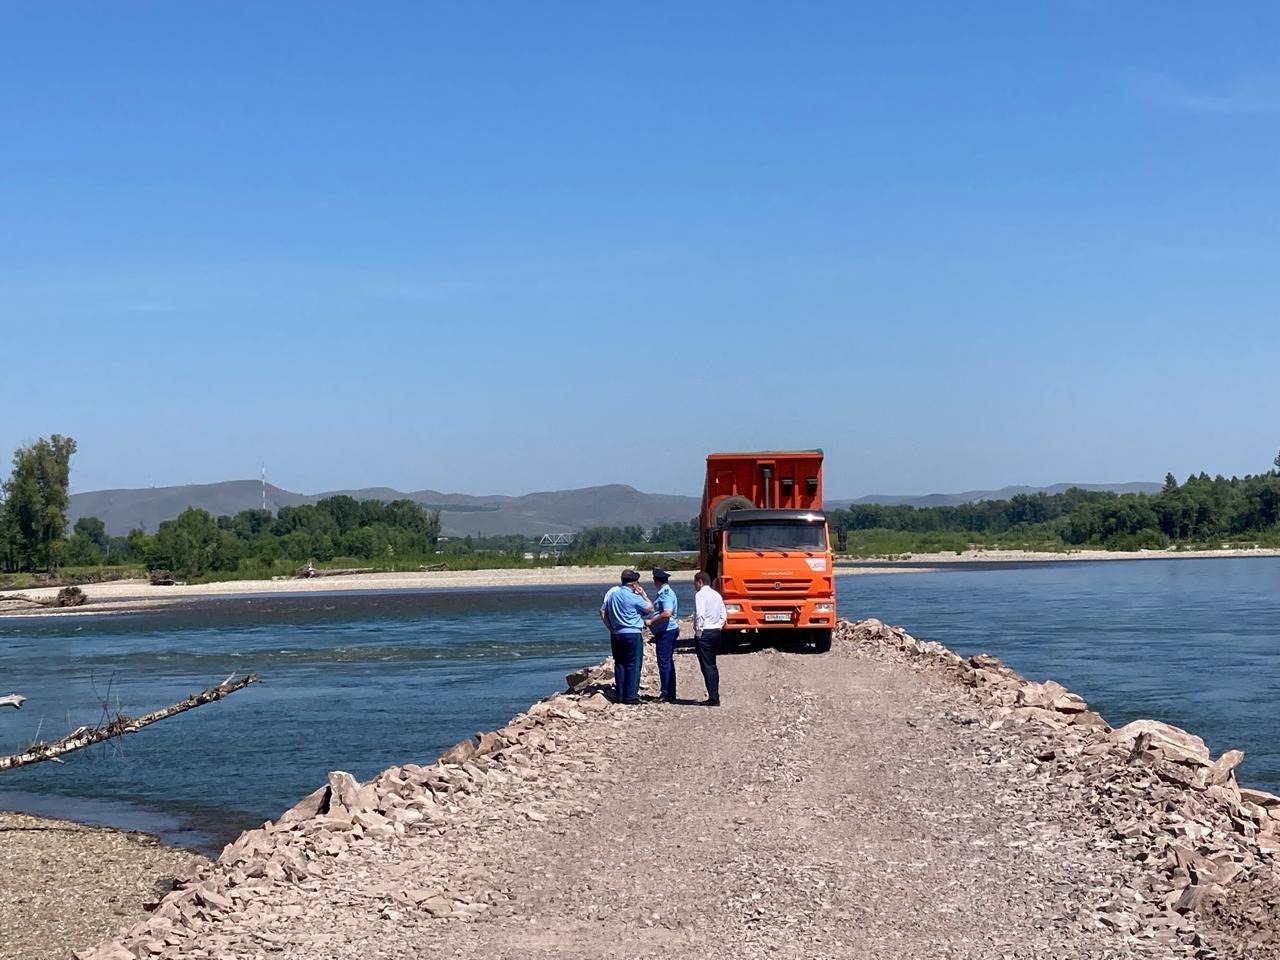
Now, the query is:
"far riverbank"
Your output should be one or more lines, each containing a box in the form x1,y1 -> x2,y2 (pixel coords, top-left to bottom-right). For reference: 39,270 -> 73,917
3,547 -> 1280,618
866,546 -> 1280,565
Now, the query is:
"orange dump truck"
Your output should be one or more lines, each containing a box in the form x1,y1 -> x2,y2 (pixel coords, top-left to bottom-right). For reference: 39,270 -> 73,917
699,450 -> 836,652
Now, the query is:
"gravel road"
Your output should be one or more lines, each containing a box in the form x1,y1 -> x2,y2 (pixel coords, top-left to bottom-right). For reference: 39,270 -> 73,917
75,630 -> 1220,959
404,643 -> 1175,960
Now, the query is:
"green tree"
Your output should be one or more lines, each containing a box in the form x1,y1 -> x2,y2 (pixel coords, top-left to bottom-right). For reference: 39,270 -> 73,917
73,516 -> 110,550
315,495 -> 361,534
127,527 -> 157,564
152,508 -> 241,579
0,498 -> 15,573
105,535 -> 135,564
64,531 -> 102,566
1,435 -> 77,572
219,509 -> 273,540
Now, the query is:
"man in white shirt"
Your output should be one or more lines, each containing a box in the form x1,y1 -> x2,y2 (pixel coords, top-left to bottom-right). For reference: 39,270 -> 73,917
692,570 -> 726,706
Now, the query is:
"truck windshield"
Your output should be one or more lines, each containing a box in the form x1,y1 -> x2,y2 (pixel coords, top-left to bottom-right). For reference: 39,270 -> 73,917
725,521 -> 827,552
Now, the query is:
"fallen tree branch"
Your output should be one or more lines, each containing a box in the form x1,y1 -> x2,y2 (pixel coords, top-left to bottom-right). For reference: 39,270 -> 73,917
0,673 -> 259,771
0,694 -> 25,710
0,594 -> 48,607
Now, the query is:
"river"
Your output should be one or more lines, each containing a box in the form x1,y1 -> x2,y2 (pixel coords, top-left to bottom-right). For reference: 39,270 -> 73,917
1,557 -> 1277,851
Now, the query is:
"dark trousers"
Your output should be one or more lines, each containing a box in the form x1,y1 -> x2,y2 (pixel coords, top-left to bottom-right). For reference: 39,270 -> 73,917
654,626 -> 680,701
696,629 -> 721,701
610,632 -> 643,703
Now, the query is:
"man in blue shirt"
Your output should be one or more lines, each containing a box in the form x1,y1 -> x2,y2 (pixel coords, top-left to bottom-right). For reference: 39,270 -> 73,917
645,568 -> 680,703
599,569 -> 653,705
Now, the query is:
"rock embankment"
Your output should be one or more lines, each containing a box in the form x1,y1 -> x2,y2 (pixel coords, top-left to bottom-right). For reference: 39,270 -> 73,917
73,619 -> 1280,959
847,618 -> 1280,957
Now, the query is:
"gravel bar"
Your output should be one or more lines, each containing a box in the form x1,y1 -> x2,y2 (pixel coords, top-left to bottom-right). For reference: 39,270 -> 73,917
0,812 -> 202,960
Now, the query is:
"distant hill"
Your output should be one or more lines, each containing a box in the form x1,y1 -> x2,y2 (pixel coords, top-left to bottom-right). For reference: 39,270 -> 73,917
68,481 -> 702,538
69,479 -> 1162,538
68,481 -> 314,536
826,482 -> 1163,510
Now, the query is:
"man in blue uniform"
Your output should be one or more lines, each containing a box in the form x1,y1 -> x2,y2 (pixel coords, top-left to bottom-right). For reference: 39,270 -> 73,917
599,569 -> 653,705
645,568 -> 680,703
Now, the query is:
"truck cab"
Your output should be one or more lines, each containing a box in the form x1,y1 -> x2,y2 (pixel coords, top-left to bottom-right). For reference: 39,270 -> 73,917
699,451 -> 836,652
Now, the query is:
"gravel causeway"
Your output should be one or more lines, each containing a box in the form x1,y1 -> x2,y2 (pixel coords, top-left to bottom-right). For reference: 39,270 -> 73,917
64,618 -> 1280,959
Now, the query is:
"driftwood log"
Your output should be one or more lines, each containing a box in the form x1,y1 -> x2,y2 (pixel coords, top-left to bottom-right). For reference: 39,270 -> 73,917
0,673 -> 259,771
296,567 -> 375,579
0,594 -> 47,607
0,694 -> 25,710
0,590 -> 89,610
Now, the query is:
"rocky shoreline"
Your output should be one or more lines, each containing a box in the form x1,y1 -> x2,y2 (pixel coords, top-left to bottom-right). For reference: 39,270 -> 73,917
26,619 -> 1280,958
848,618 -> 1280,956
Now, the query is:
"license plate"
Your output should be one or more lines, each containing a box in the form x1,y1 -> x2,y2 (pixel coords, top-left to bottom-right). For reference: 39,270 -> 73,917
764,613 -> 792,623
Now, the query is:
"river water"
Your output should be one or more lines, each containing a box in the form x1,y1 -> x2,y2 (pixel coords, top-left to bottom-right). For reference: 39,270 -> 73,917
1,557 -> 1277,851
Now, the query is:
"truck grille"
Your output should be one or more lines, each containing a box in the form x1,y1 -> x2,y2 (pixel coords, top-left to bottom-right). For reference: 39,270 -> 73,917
743,578 -> 812,595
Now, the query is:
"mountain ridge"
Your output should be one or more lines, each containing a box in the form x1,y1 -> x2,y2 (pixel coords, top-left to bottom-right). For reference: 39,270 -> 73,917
827,481 -> 1164,510
69,480 -> 1162,538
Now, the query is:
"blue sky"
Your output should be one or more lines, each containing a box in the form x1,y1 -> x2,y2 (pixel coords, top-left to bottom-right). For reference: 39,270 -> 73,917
2,2 -> 1277,497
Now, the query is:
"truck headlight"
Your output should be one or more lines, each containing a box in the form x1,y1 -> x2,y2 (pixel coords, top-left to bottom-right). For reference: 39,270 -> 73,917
725,603 -> 742,614
815,603 -> 834,613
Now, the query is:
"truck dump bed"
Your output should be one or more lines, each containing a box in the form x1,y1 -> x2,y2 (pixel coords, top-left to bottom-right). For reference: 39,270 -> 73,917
701,451 -> 824,518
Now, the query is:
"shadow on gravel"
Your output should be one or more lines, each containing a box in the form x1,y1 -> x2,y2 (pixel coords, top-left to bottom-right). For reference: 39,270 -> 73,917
715,635 -> 826,656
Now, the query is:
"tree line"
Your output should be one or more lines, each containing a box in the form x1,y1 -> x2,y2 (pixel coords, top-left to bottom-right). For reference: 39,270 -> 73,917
4,435 -> 1279,578
570,521 -> 698,553
138,496 -> 444,578
0,436 -> 442,579
828,464 -> 1280,552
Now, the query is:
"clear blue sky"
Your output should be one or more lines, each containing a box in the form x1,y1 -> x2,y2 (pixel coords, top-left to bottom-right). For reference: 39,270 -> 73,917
2,2 -> 1277,498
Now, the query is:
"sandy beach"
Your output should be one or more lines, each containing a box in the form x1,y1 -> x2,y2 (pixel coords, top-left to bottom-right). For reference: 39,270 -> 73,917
3,548 -> 1278,618
0,566 -> 693,617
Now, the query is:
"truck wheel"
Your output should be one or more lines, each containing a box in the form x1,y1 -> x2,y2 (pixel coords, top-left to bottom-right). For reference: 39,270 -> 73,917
812,629 -> 832,653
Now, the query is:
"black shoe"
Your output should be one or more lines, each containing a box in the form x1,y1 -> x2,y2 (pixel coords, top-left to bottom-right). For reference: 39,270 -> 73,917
702,698 -> 721,707
623,698 -> 641,705
660,696 -> 676,704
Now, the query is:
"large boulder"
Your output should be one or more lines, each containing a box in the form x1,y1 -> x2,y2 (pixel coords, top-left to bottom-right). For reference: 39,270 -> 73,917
1208,749 -> 1245,786
440,738 -> 477,764
1111,719 -> 1211,767
278,783 -> 330,824
1017,680 -> 1068,709
1240,787 -> 1280,809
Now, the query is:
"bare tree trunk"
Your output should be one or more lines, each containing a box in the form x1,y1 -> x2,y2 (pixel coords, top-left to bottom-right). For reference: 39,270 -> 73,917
0,594 -> 48,607
0,673 -> 259,771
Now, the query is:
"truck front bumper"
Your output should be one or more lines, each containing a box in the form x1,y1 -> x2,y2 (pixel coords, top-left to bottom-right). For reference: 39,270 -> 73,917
722,598 -> 836,630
